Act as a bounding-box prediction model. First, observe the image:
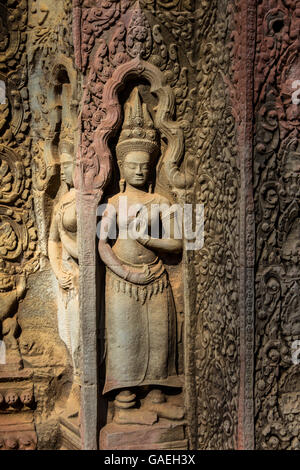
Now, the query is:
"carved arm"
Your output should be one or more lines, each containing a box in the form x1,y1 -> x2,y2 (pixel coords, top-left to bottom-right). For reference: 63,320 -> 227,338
48,208 -> 73,289
137,209 -> 182,254
98,215 -> 157,285
60,230 -> 78,261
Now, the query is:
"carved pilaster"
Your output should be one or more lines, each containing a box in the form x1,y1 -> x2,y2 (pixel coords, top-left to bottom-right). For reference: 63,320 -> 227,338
254,0 -> 300,450
25,0 -> 82,450
73,0 -> 244,451
0,0 -> 38,450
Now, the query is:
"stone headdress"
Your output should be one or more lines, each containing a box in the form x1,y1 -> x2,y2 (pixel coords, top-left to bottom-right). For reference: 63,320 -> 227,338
116,87 -> 159,161
59,124 -> 75,163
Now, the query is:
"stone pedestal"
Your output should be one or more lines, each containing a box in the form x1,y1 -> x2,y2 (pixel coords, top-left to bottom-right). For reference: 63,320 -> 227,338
0,413 -> 36,450
100,420 -> 187,450
0,369 -> 37,450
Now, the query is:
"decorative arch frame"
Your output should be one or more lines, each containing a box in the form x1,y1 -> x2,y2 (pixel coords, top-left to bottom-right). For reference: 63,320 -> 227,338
77,56 -> 192,196
77,56 -> 194,449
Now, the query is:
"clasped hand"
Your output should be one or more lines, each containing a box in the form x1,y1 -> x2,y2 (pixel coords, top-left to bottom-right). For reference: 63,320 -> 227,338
124,264 -> 155,285
58,270 -> 74,290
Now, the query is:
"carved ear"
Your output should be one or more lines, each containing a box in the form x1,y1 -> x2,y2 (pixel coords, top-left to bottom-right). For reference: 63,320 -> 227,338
118,160 -> 123,178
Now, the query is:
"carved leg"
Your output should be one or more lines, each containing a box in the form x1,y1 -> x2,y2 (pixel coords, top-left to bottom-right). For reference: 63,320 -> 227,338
0,276 -> 25,370
2,317 -> 18,350
1,317 -> 22,368
113,390 -> 157,426
144,389 -> 185,421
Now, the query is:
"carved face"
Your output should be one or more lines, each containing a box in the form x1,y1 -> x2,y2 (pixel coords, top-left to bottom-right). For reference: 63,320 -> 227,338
61,155 -> 74,186
122,151 -> 150,188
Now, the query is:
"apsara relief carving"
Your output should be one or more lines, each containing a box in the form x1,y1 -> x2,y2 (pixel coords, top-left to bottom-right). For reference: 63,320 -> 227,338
26,0 -> 82,449
3,0 -> 298,452
0,0 -> 82,451
74,0 -> 241,450
98,87 -> 184,430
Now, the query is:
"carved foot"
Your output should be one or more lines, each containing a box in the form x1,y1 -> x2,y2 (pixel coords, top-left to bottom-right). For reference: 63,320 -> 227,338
146,389 -> 165,404
114,408 -> 158,426
115,390 -> 136,409
113,390 -> 157,425
145,389 -> 185,421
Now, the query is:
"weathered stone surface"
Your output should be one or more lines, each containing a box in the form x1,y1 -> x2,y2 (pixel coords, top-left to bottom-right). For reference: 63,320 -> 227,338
254,0 -> 300,450
100,420 -> 187,450
0,0 -> 298,451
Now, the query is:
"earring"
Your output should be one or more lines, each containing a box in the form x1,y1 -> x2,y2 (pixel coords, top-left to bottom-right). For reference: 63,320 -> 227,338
148,182 -> 153,193
119,178 -> 126,193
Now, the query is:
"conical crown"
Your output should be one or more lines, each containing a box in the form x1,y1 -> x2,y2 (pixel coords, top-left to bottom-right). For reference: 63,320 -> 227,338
116,88 -> 159,160
59,124 -> 74,163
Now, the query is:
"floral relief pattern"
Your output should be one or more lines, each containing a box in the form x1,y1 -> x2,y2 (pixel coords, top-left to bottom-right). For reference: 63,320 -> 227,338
254,0 -> 300,450
75,0 -> 240,450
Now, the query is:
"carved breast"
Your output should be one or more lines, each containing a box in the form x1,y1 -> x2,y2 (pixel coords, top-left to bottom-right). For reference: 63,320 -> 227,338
62,200 -> 77,234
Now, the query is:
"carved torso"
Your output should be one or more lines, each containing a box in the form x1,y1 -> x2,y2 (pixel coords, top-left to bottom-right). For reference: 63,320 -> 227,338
55,188 -> 78,262
62,197 -> 77,235
108,190 -> 171,266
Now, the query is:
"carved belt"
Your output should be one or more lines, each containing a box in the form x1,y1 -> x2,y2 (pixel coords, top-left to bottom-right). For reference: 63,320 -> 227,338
106,257 -> 168,305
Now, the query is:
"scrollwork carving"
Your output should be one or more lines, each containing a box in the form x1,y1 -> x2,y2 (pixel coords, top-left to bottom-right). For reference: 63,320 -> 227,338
254,0 -> 300,450
76,0 -> 241,451
0,145 -> 24,204
0,0 -> 40,449
191,0 -> 241,450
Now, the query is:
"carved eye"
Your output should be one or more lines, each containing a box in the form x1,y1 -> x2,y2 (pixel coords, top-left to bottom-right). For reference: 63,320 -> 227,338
125,163 -> 137,170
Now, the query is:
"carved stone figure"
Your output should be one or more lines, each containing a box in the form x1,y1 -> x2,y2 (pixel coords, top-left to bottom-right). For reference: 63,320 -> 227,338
98,88 -> 184,426
48,141 -> 80,415
0,274 -> 26,369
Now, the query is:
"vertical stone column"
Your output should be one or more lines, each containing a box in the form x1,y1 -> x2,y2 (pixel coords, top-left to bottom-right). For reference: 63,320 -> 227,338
77,193 -> 100,450
230,0 -> 256,450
